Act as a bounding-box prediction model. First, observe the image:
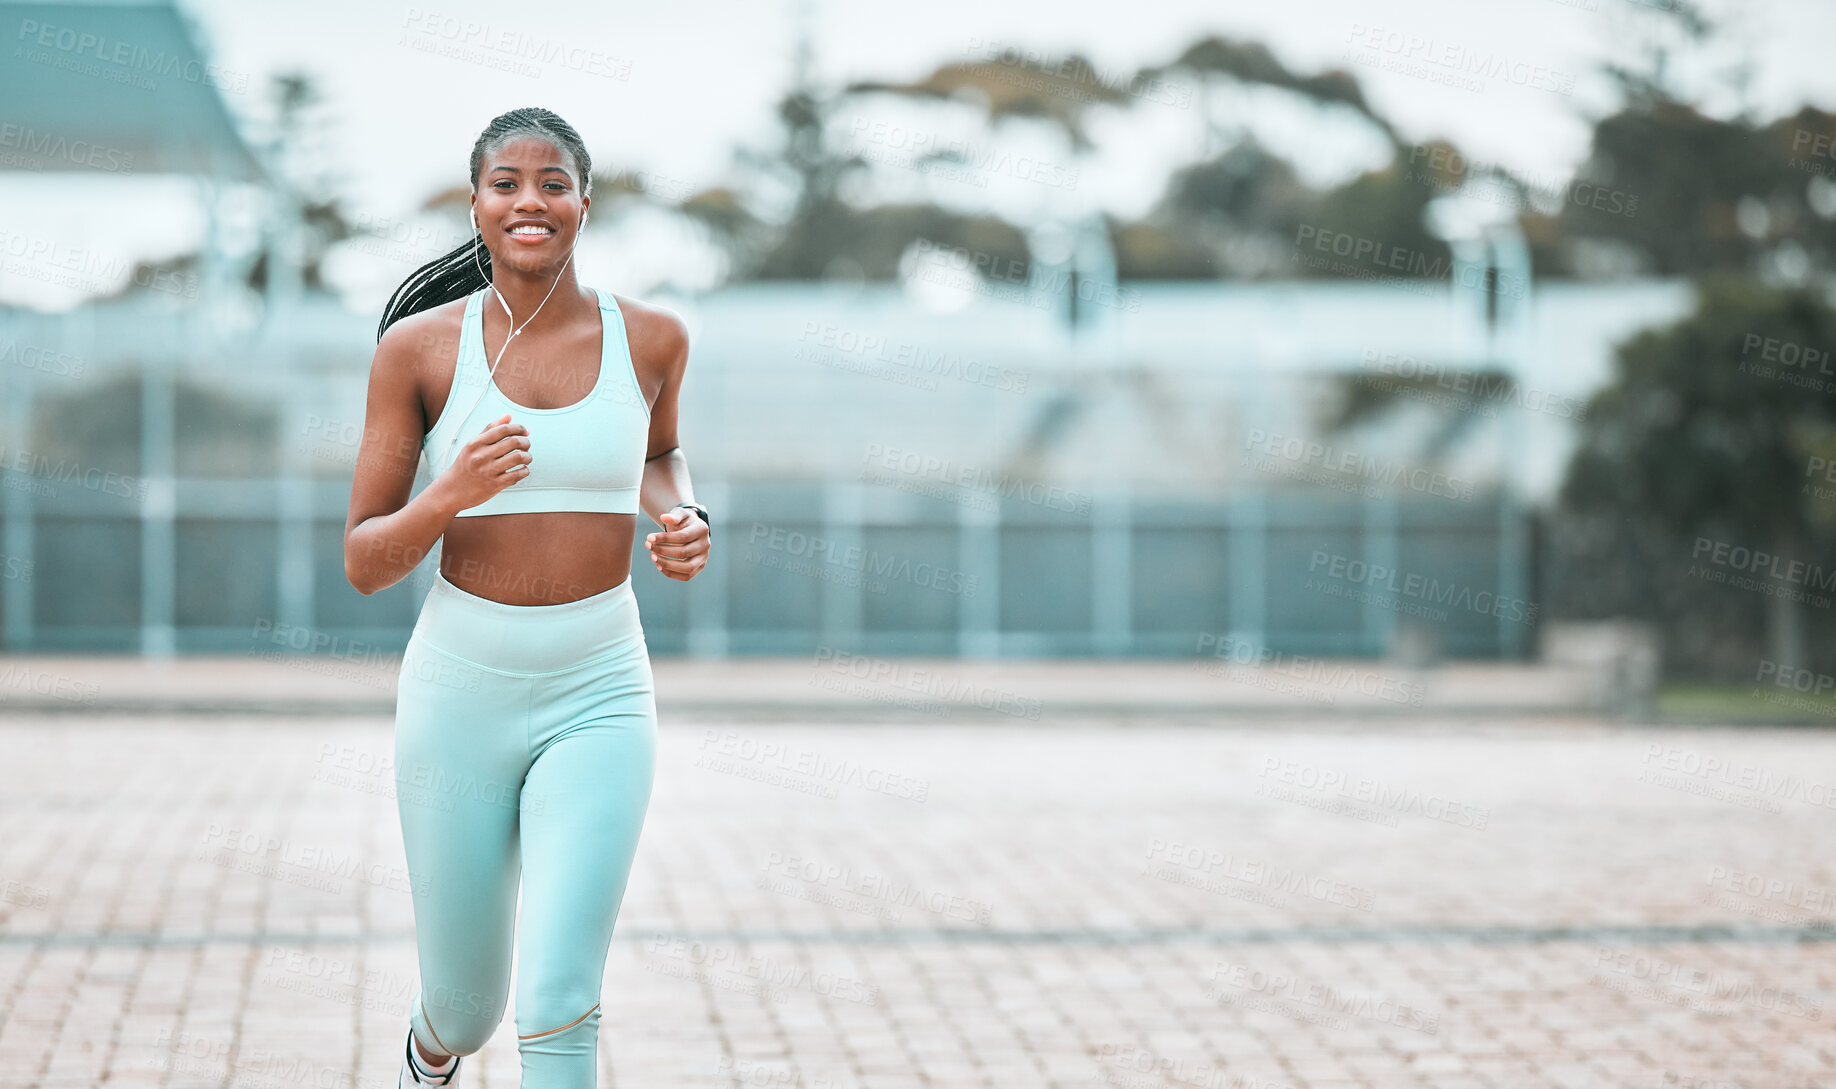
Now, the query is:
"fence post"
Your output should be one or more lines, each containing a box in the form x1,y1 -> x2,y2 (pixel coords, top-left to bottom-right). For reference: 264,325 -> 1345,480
140,354 -> 176,657
959,488 -> 1000,658
1228,485 -> 1268,650
1499,490 -> 1530,659
687,478 -> 729,657
820,478 -> 864,653
1091,488 -> 1131,656
1,313 -> 36,650
1364,489 -> 1400,656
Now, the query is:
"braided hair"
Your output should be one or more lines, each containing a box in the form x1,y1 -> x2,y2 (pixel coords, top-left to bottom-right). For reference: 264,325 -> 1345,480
375,107 -> 594,342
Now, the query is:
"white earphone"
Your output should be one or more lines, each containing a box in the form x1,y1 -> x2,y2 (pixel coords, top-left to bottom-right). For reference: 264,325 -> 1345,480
439,204 -> 588,465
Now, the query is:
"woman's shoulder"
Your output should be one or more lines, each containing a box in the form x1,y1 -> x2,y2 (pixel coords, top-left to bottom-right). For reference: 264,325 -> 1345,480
377,292 -> 474,366
605,290 -> 690,369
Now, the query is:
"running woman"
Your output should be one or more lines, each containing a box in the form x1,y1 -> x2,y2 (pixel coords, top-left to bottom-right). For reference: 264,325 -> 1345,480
343,106 -> 710,1088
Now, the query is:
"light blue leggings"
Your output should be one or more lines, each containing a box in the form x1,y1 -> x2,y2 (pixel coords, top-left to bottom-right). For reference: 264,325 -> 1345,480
392,569 -> 657,1088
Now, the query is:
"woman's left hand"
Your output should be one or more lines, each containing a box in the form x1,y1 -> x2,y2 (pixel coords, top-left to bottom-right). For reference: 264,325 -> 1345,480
646,507 -> 710,581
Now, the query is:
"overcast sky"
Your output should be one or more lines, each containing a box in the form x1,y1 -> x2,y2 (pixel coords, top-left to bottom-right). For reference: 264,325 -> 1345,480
8,0 -> 1836,310
186,0 -> 1836,198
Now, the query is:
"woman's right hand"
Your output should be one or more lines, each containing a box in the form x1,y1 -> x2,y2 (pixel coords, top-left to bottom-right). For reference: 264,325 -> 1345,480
440,414 -> 531,511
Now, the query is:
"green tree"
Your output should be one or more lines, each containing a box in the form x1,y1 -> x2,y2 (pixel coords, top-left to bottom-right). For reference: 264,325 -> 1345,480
725,68 -> 1035,280
249,70 -> 359,294
1558,277 -> 1836,673
1118,37 -> 1428,281
1557,100 -> 1836,278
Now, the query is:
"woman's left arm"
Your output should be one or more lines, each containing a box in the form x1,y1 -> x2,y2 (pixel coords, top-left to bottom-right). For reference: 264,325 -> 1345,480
638,309 -> 709,582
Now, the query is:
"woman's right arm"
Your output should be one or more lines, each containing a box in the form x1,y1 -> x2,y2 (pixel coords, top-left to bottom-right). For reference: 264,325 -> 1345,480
342,318 -> 532,594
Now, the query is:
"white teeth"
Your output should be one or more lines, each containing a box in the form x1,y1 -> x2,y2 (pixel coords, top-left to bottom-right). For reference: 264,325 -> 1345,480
510,226 -> 553,235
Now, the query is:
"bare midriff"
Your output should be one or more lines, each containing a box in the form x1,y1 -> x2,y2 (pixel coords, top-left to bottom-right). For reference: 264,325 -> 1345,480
438,512 -> 636,605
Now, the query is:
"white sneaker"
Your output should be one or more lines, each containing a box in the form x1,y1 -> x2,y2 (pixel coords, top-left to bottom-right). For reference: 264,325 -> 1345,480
399,1028 -> 461,1087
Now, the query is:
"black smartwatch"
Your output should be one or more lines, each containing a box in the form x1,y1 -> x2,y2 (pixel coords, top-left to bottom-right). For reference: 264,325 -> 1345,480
671,502 -> 711,540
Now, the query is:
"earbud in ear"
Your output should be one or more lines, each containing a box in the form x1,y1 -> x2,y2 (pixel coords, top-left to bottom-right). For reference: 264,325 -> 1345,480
470,209 -> 478,231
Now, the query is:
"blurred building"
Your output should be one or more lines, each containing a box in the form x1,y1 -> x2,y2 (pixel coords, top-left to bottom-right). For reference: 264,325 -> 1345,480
1,271 -> 1693,660
0,0 -> 1699,663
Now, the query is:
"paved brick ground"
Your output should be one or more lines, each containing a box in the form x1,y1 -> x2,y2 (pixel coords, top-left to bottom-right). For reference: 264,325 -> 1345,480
1,695 -> 1833,1087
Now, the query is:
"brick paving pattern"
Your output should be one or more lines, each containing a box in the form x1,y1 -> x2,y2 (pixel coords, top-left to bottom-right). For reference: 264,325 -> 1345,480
0,703 -> 1832,1087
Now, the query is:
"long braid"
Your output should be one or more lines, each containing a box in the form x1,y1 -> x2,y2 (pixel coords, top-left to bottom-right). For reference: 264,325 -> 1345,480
376,107 -> 595,342
374,235 -> 490,342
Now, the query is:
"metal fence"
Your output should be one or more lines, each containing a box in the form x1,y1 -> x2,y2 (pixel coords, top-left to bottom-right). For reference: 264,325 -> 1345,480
0,286 -> 1541,659
2,456 -> 1532,659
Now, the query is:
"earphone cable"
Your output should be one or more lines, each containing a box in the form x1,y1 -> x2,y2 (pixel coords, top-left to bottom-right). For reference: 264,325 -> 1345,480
436,217 -> 582,466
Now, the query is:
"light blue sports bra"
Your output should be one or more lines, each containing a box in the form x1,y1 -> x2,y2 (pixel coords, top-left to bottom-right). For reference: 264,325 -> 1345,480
423,286 -> 651,517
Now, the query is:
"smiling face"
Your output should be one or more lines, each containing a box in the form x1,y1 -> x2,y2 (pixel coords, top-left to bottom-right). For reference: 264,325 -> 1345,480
471,135 -> 590,273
